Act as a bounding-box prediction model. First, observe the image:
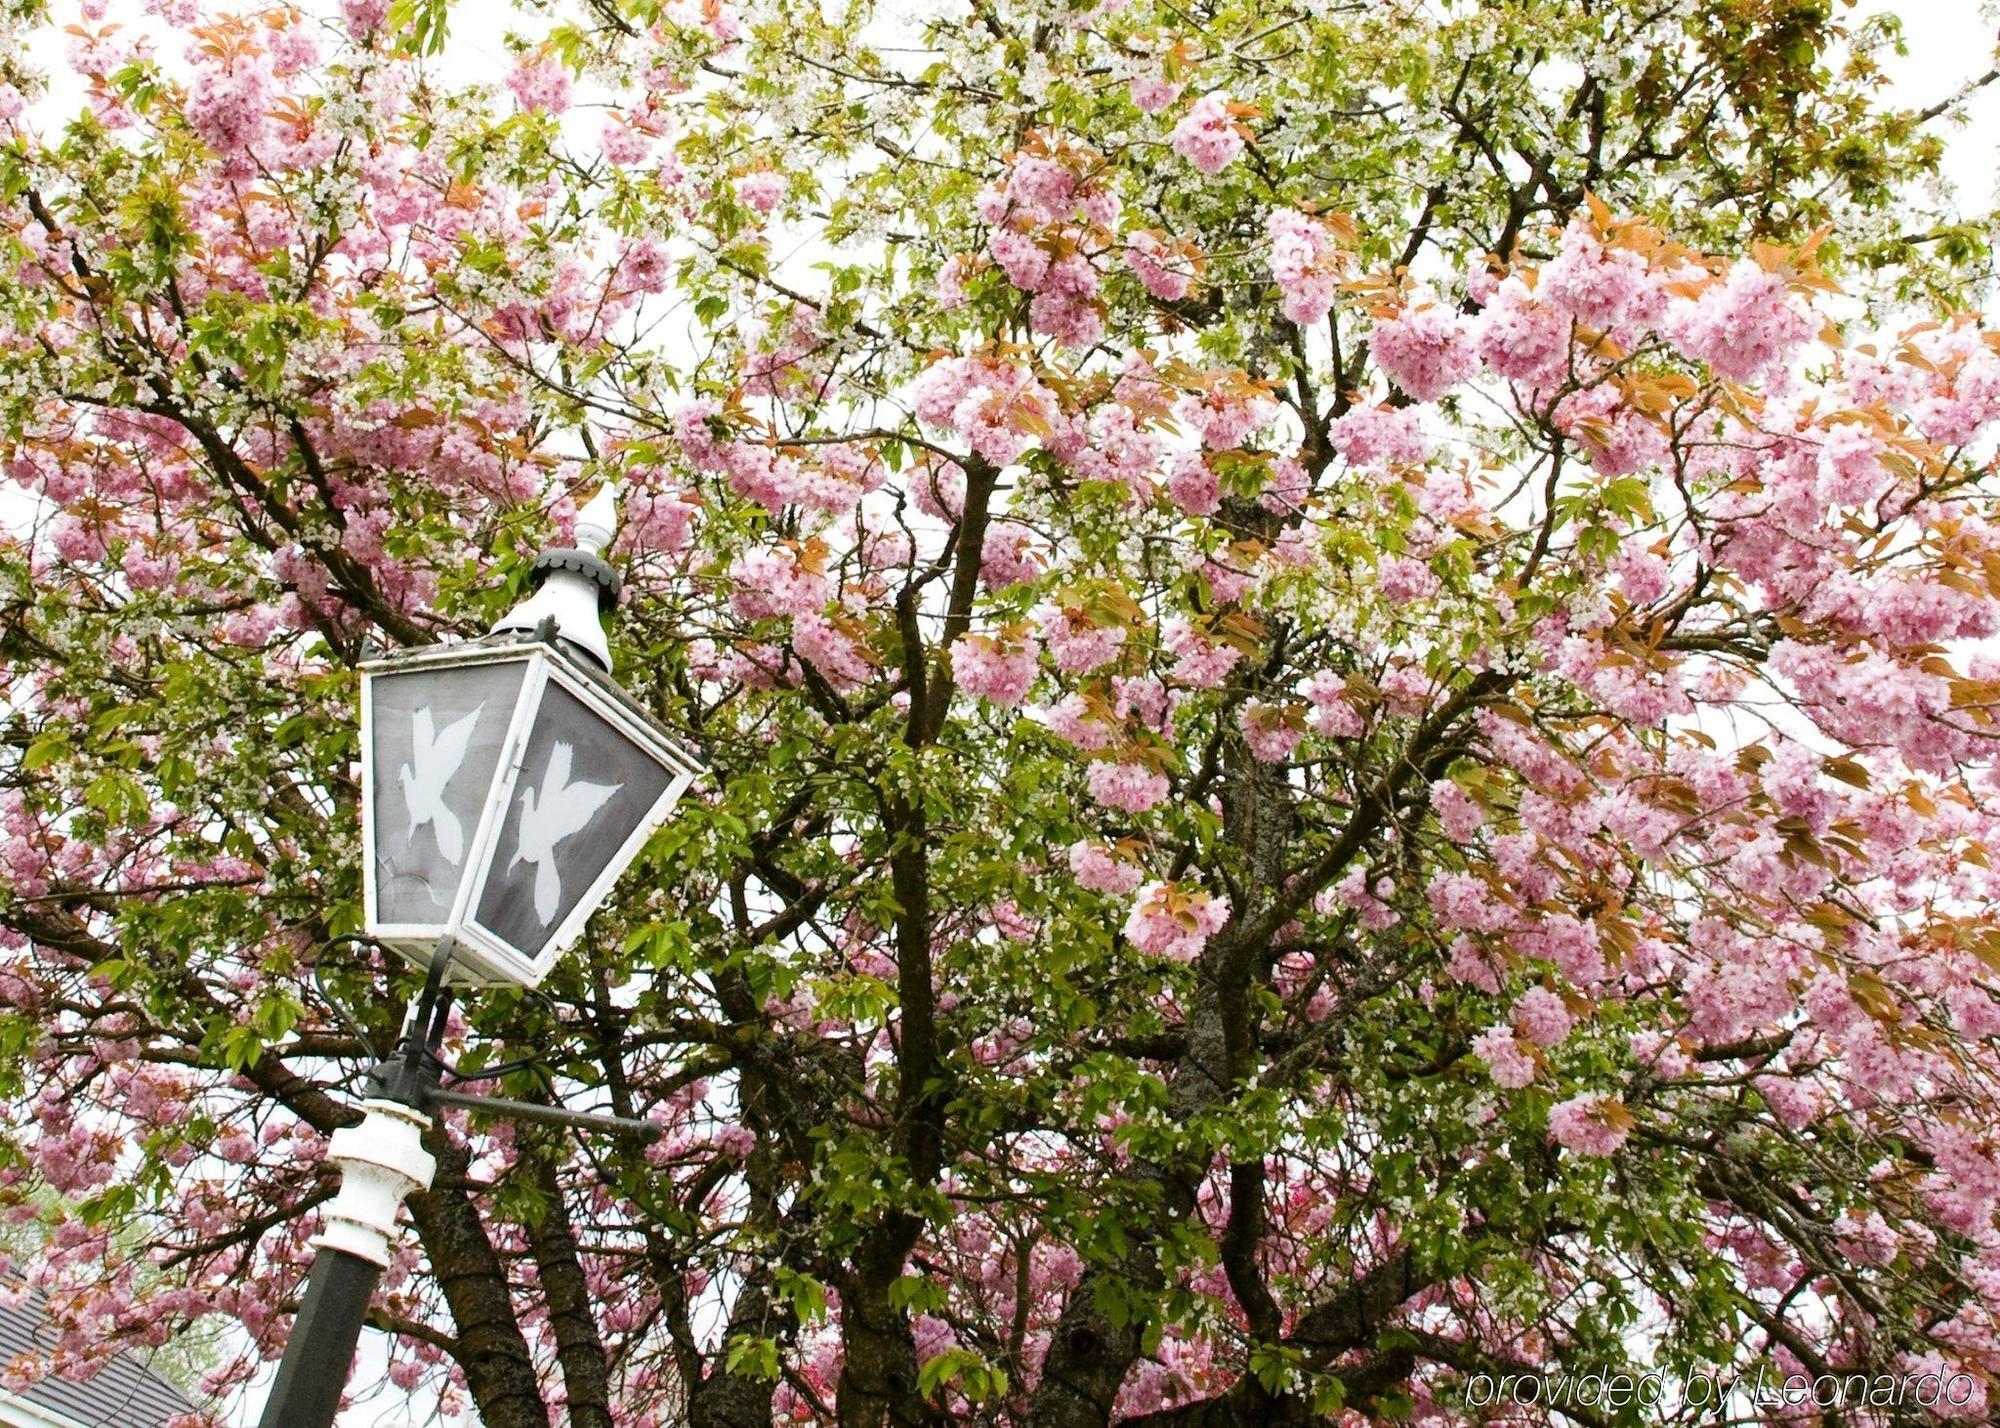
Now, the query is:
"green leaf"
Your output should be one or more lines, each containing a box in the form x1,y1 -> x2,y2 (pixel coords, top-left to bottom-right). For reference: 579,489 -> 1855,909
386,0 -> 452,55
723,1334 -> 781,1382
22,734 -> 67,771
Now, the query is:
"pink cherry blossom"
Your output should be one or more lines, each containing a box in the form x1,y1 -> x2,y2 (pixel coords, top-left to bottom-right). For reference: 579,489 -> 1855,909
1125,232 -> 1193,302
1173,388 -> 1277,450
623,484 -> 697,555
1511,987 -> 1574,1047
1128,69 -> 1183,114
617,238 -> 671,295
1519,912 -> 1607,986
951,632 -> 1040,707
1427,871 -> 1510,934
1473,275 -> 1572,385
1088,762 -> 1171,814
600,119 -> 652,165
1236,699 -> 1302,763
1123,881 -> 1230,961
1165,451 -> 1219,515
1068,840 -> 1144,895
185,50 -> 272,156
1814,422 -> 1890,508
268,23 -> 320,77
1553,383 -> 1670,476
1430,779 -> 1483,840
1613,544 -> 1671,604
980,520 -> 1044,588
727,545 -> 830,619
1169,94 -> 1246,174
989,230 -> 1052,292
1664,260 -> 1813,382
1115,674 -> 1172,729
910,356 -> 1058,466
1330,405 -> 1428,468
1369,298 -> 1479,401
1538,218 -> 1655,327
505,54 -> 572,114
1045,693 -> 1118,751
1303,670 -> 1365,737
735,170 -> 785,213
1448,936 -> 1506,994
792,613 -> 873,691
1376,554 -> 1440,605
937,253 -> 972,309
1028,282 -> 1105,348
1162,618 -> 1242,688
1266,209 -> 1340,326
1547,1094 -> 1632,1157
1258,456 -> 1310,514
341,0 -> 390,34
1472,1026 -> 1538,1089
1037,605 -> 1128,674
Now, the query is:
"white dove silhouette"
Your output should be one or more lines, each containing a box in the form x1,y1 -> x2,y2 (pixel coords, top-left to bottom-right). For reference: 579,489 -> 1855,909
508,741 -> 621,926
398,704 -> 483,866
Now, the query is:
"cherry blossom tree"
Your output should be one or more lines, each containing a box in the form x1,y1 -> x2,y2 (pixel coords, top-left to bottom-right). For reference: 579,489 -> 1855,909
2,1 -> 1999,1425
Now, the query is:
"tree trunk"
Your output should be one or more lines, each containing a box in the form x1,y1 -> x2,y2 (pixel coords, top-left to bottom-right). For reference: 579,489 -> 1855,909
406,1138 -> 552,1428
688,1266 -> 789,1428
523,1149 -> 615,1428
836,1223 -> 934,1428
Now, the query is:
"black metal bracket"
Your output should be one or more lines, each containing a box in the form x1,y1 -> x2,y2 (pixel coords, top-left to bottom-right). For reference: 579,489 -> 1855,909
427,1087 -> 661,1141
362,944 -> 454,1109
306,934 -> 390,1064
350,938 -> 659,1143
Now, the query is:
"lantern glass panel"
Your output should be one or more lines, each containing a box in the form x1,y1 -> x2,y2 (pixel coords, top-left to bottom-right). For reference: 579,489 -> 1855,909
367,659 -> 529,927
470,681 -> 674,959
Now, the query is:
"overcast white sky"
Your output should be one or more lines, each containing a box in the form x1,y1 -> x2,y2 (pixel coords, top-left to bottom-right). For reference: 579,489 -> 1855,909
1863,0 -> 2000,204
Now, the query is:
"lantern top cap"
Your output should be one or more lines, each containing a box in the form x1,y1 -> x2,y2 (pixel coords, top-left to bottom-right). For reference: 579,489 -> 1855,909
493,482 -> 623,670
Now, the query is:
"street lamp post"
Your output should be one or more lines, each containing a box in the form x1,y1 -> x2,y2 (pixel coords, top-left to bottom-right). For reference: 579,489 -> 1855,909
257,487 -> 701,1428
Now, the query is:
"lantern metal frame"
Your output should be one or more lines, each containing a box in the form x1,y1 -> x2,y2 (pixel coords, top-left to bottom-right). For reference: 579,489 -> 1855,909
357,626 -> 702,988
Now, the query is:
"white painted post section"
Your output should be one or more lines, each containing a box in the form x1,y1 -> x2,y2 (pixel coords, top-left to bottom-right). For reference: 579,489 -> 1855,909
312,1100 -> 437,1266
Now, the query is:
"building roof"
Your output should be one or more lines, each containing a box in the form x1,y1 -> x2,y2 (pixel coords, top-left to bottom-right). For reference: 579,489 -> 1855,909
0,1289 -> 194,1428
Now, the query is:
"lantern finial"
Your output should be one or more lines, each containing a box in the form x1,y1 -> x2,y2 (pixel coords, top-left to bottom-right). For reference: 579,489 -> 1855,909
493,483 -> 624,671
574,481 -> 618,556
